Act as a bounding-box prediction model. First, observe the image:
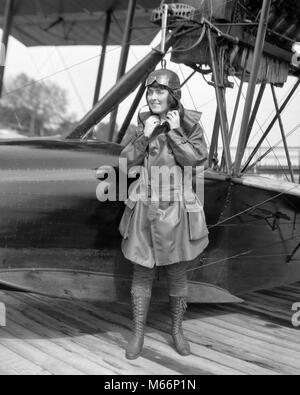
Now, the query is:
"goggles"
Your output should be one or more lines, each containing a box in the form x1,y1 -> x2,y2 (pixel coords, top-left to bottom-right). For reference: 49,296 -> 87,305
146,75 -> 171,87
145,74 -> 181,91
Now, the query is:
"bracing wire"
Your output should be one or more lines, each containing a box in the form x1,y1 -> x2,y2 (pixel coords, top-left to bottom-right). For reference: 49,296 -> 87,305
2,30 -> 159,99
248,81 -> 300,146
111,12 -> 140,64
232,76 -> 290,181
249,123 -> 300,170
208,182 -> 300,231
177,64 -> 210,146
187,227 -> 300,273
0,0 -> 260,100
55,47 -> 88,114
187,184 -> 300,273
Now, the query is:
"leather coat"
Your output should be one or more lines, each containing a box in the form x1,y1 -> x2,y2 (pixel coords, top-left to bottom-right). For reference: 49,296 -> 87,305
119,109 -> 209,268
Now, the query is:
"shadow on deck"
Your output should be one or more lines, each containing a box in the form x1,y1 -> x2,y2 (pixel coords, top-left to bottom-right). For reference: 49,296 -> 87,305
0,283 -> 299,375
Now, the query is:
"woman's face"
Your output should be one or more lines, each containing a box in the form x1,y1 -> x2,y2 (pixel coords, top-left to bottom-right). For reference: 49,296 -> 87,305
147,85 -> 170,115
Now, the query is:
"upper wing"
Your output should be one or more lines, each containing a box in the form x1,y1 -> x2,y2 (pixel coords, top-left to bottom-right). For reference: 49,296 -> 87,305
0,0 -> 161,46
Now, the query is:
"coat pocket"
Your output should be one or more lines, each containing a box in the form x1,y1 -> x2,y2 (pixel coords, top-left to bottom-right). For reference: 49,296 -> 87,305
185,195 -> 209,241
118,199 -> 136,240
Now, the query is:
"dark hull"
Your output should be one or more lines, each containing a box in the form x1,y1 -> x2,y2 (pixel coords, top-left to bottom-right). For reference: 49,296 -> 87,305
0,138 -> 299,302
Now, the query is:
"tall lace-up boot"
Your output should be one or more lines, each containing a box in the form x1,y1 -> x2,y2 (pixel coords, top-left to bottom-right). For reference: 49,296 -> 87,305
170,296 -> 191,356
126,294 -> 151,360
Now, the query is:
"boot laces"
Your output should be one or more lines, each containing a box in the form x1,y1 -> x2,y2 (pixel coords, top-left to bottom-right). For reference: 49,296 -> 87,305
132,295 -> 147,335
171,297 -> 187,335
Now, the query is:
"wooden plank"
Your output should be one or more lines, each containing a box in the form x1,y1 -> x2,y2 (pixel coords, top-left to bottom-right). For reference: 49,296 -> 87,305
63,298 -> 280,375
0,298 -> 116,375
0,327 -> 85,375
188,305 -> 300,353
109,299 -> 299,354
183,311 -> 300,373
242,299 -> 293,318
245,291 -> 294,309
4,292 -> 184,375
74,303 -> 258,375
245,293 -> 297,311
143,333 -> 245,376
43,293 -> 297,375
202,305 -> 300,347
260,289 -> 300,303
21,293 -> 246,375
281,283 -> 300,293
231,303 -> 291,327
146,306 -> 297,375
241,304 -> 291,323
1,294 -> 121,375
2,320 -> 114,376
222,301 -> 298,332
238,296 -> 292,321
0,282 -> 299,375
144,322 -> 277,375
209,302 -> 298,335
20,294 -> 212,375
2,293 -> 168,376
0,343 -> 50,375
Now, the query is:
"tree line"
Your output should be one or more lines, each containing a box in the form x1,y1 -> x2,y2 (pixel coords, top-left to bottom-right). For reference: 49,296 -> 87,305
0,73 -> 76,137
0,73 -> 138,142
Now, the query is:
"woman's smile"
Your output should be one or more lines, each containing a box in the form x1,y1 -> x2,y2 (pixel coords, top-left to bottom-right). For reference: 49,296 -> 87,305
147,85 -> 170,115
149,102 -> 161,108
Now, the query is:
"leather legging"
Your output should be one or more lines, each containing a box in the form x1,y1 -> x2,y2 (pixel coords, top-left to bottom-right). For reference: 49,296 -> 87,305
131,262 -> 189,298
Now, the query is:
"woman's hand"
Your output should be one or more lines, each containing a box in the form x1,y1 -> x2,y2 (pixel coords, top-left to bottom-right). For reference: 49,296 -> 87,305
144,116 -> 160,138
166,110 -> 181,130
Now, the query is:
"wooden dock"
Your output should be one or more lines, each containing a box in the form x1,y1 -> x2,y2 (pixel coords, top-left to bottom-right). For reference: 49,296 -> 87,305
0,283 -> 300,375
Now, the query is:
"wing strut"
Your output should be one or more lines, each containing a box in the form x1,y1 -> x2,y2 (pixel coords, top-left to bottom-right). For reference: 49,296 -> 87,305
229,68 -> 247,144
271,84 -> 295,183
117,81 -> 146,144
208,110 -> 220,169
93,11 -> 112,106
244,80 -> 267,149
67,33 -> 176,140
207,28 -> 232,174
109,0 -> 137,142
242,77 -> 300,173
234,0 -> 272,176
0,0 -> 14,98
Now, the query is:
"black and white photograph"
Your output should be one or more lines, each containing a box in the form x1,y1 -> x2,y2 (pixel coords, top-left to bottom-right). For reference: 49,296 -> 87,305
0,0 -> 300,378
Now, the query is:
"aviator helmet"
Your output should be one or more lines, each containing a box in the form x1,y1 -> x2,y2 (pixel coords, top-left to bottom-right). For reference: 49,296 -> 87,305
146,69 -> 182,106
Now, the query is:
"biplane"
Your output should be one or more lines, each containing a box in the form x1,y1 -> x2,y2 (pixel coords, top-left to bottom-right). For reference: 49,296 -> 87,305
0,0 -> 300,303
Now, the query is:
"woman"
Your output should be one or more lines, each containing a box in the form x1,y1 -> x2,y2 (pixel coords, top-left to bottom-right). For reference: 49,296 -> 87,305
119,68 -> 209,360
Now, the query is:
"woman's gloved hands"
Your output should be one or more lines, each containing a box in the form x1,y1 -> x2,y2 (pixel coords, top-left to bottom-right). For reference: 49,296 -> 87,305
144,116 -> 160,138
166,110 -> 181,130
144,110 -> 181,139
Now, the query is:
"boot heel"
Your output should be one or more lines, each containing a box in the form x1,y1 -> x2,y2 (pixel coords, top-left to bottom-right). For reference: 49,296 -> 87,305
172,330 -> 191,356
126,336 -> 144,360
170,296 -> 191,357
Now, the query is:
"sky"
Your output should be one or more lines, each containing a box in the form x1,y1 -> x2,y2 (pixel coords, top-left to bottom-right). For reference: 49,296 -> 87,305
2,31 -> 300,158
